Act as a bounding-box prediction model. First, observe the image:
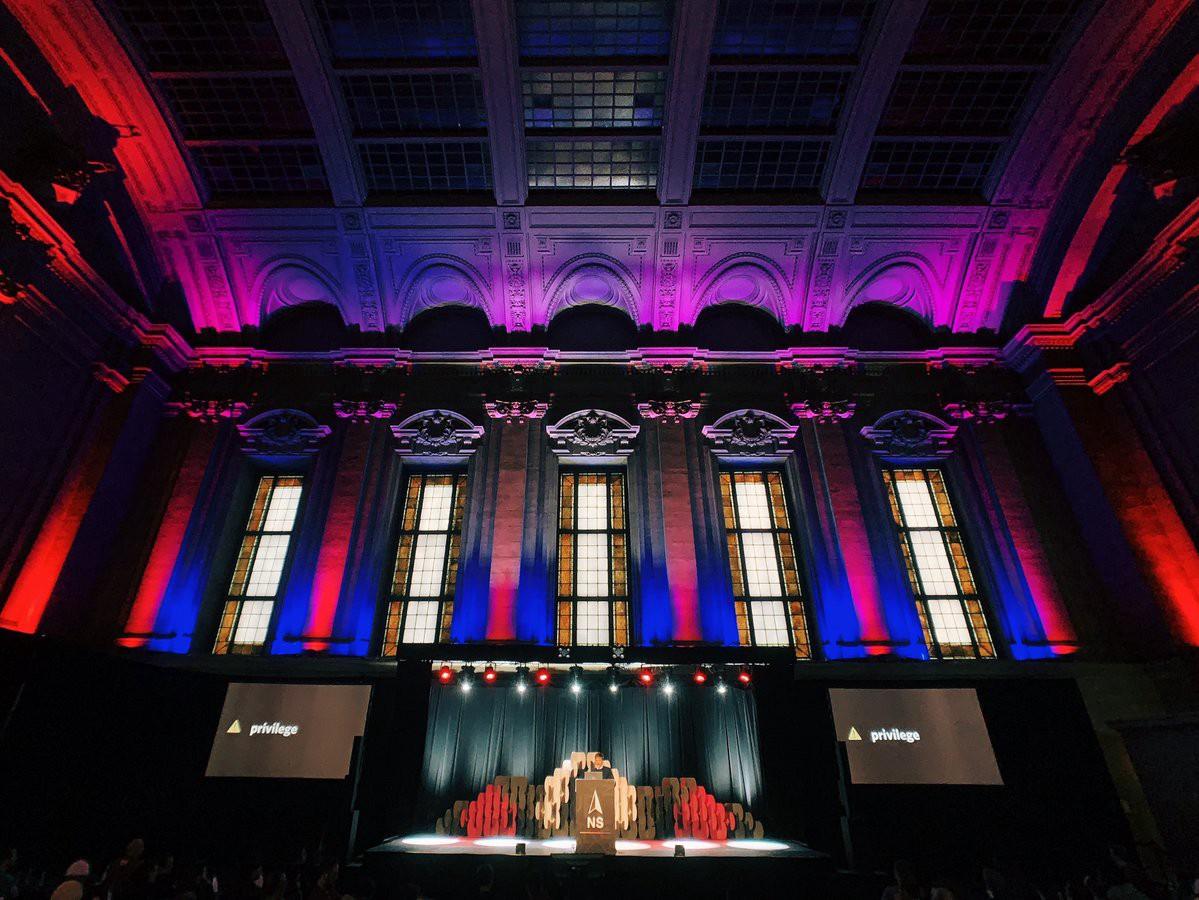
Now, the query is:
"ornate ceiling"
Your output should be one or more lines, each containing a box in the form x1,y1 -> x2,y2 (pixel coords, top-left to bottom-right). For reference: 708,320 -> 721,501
4,0 -> 1193,339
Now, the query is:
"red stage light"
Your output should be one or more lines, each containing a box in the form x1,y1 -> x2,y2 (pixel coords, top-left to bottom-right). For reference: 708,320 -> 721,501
638,668 -> 654,686
693,668 -> 708,685
483,666 -> 497,684
737,669 -> 752,686
535,667 -> 551,685
438,665 -> 454,684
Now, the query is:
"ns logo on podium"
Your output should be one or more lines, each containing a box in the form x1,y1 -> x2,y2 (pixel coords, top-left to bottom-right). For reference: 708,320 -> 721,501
575,776 -> 617,854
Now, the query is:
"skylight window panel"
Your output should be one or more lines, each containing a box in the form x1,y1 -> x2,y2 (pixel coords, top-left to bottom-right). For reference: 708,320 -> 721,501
516,0 -> 673,59
861,139 -> 999,193
341,73 -> 486,133
693,138 -> 828,191
193,144 -> 329,195
160,77 -> 313,141
314,0 -> 478,61
880,69 -> 1039,135
523,71 -> 665,129
527,139 -> 658,189
702,69 -> 850,131
109,0 -> 288,71
711,0 -> 878,60
906,0 -> 1085,64
359,141 -> 493,192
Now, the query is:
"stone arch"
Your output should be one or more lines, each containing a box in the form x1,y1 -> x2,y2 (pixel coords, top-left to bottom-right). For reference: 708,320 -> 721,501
254,259 -> 347,326
544,255 -> 640,324
838,256 -> 939,327
690,256 -> 790,326
394,256 -> 495,328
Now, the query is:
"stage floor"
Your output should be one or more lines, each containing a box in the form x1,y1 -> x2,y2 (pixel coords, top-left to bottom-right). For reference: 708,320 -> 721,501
372,835 -> 823,859
366,835 -> 833,897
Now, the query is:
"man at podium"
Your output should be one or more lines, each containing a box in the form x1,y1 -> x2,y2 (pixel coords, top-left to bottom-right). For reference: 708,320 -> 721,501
583,751 -> 613,779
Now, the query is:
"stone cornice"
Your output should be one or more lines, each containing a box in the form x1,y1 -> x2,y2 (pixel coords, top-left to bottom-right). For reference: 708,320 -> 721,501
187,344 -> 1007,371
1004,195 -> 1199,378
1,171 -> 193,373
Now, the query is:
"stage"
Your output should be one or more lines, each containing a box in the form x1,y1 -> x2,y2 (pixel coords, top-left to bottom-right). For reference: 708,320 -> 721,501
366,835 -> 833,897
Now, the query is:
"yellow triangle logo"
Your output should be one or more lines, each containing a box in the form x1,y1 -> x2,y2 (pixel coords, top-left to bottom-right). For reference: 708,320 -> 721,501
847,726 -> 862,742
227,719 -> 241,734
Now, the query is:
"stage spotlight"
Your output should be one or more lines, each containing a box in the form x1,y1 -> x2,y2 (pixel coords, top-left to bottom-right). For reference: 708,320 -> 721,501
638,668 -> 654,687
515,665 -> 530,694
569,666 -> 583,694
693,668 -> 708,685
483,665 -> 497,684
437,665 -> 454,685
535,666 -> 551,685
662,680 -> 674,697
460,665 -> 475,693
716,677 -> 728,696
737,669 -> 752,687
607,665 -> 621,693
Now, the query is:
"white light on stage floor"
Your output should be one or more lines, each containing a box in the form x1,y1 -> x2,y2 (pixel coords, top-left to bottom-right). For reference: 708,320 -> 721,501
615,841 -> 650,851
401,836 -> 458,846
542,838 -> 576,851
726,839 -> 789,851
475,837 -> 520,848
672,840 -> 718,851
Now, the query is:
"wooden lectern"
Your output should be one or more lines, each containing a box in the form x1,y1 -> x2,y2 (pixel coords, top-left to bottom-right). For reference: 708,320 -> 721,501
575,775 -> 617,854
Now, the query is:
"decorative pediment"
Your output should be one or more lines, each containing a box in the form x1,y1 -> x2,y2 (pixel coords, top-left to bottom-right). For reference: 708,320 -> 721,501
391,409 -> 484,457
701,409 -> 797,459
546,409 -> 639,460
238,409 -> 331,457
860,410 -> 958,463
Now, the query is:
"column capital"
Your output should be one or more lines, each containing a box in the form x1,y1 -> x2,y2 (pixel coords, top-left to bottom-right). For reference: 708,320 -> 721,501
942,400 -> 1017,423
791,400 -> 857,423
168,397 -> 251,423
333,399 -> 399,423
636,399 -> 701,423
484,399 -> 549,423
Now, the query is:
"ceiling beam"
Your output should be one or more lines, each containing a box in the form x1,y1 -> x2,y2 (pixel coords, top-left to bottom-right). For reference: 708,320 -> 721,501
265,0 -> 366,206
471,0 -> 528,206
656,0 -> 719,205
820,0 -> 928,205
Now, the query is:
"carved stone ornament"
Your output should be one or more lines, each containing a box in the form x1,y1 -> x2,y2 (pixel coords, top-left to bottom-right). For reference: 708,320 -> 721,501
860,410 -> 958,463
484,399 -> 549,423
791,400 -> 857,423
333,399 -> 399,423
172,398 -> 250,424
238,409 -> 332,456
636,400 -> 700,423
391,409 -> 484,458
701,409 -> 797,459
942,400 -> 1012,423
546,409 -> 639,459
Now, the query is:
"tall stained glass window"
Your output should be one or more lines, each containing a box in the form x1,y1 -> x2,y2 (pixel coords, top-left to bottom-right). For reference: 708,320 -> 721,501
214,475 -> 304,655
381,473 -> 467,654
719,470 -> 811,658
556,471 -> 629,646
882,468 -> 995,659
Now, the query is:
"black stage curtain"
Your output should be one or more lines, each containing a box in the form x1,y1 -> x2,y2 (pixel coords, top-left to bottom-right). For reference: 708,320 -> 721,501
419,683 -> 763,820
